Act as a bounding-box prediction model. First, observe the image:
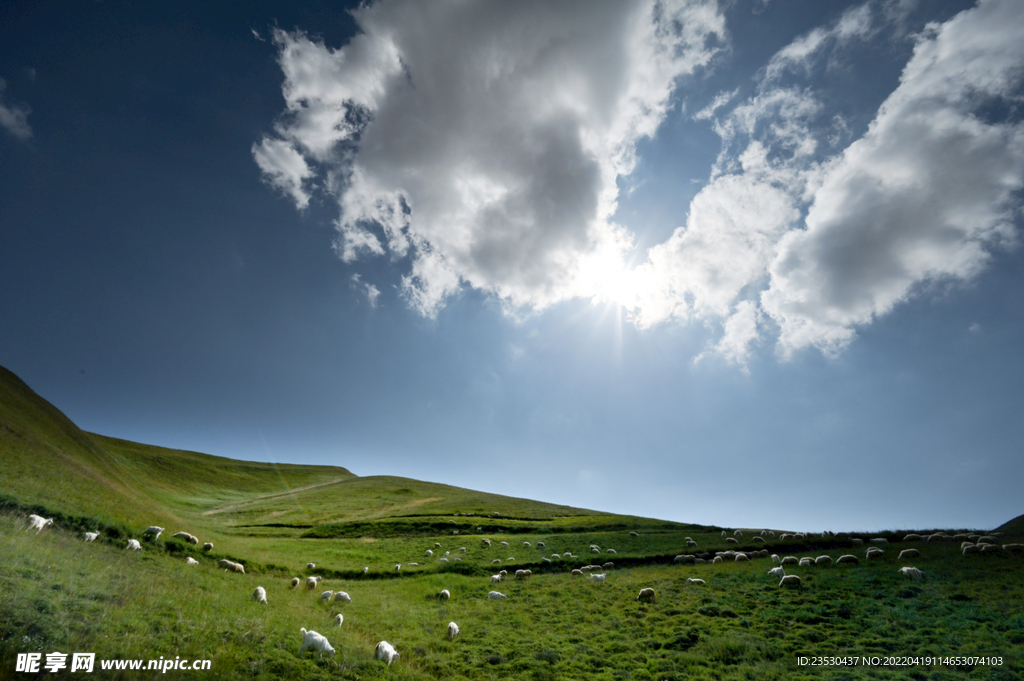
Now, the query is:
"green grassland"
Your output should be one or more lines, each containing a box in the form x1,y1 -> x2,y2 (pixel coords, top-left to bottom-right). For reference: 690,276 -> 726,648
1,364 -> 1022,679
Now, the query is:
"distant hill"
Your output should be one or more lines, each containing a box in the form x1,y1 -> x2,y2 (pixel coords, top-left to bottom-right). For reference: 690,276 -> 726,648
994,513 -> 1024,537
0,364 -> 353,533
0,365 -> 646,542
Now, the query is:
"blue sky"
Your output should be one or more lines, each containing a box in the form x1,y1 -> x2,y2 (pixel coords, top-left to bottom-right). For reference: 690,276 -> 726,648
2,0 -> 1022,532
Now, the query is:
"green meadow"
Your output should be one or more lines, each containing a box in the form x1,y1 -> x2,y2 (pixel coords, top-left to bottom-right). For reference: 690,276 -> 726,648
1,364 -> 1022,680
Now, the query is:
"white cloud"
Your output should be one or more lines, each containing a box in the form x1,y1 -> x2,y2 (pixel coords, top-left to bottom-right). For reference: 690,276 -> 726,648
762,0 -> 1024,356
633,0 -> 1024,362
0,77 -> 32,141
256,0 -> 727,316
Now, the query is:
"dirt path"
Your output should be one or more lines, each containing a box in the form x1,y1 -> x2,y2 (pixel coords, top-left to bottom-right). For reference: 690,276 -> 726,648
202,477 -> 351,515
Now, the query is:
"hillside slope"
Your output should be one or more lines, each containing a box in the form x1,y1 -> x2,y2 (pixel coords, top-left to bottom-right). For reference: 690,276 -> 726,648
0,365 -> 353,533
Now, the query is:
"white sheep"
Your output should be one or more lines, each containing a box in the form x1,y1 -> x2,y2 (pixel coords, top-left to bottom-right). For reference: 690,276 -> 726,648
734,530 -> 743,537
636,588 -> 656,603
768,566 -> 785,579
779,575 -> 802,588
185,557 -> 199,565
306,576 -> 322,590
458,547 -> 467,553
439,589 -> 450,600
712,556 -> 723,564
590,573 -> 606,584
515,569 -> 528,579
686,578 -> 705,585
333,591 -> 351,603
962,544 -> 981,555
899,566 -> 925,581
395,564 -> 401,572
571,569 -> 584,577
252,586 -> 267,604
406,562 -> 418,566
363,566 -> 369,573
143,526 -> 164,540
426,549 -> 433,556
487,591 -> 507,600
814,555 -> 832,566
537,541 -> 546,547
866,547 -> 884,559
836,554 -> 858,564
447,621 -> 460,640
630,531 -> 639,537
850,538 -> 864,545
491,574 -> 502,583
291,577 -> 300,589
607,548 -> 617,554
771,554 -> 780,564
780,556 -> 798,565
898,549 -> 921,561
523,541 -> 532,547
84,532 -> 99,542
299,628 -> 335,658
903,533 -> 922,542
320,591 -> 333,602
334,614 -> 344,627
735,553 -> 749,562
726,537 -> 739,544
26,515 -> 54,534
202,542 -> 213,551
375,640 -> 399,665
126,539 -> 142,551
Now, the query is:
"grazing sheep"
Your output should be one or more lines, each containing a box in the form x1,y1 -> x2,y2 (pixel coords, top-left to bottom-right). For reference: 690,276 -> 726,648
850,538 -> 864,545
980,544 -> 1002,553
961,541 -> 976,550
779,575 -> 802,588
769,531 -> 776,538
447,621 -> 460,640
686,578 -> 705,585
899,566 -> 925,581
227,561 -> 245,574
673,554 -> 695,564
439,589 -> 450,600
481,539 -> 491,547
487,591 -> 507,600
606,548 -> 617,554
172,532 -> 194,542
407,562 -> 418,566
590,573 -> 606,584
602,562 -> 614,570
686,540 -> 698,548
202,543 -> 213,551
185,557 -> 199,565
753,536 -> 765,543
712,556 -> 723,564
734,530 -> 743,537
426,549 -> 433,556
629,531 -> 639,537
334,614 -> 344,627
143,526 -> 164,540
307,562 -> 315,569
363,566 -> 369,573
252,587 -> 267,604
290,577 -> 300,589
537,541 -> 546,547
26,515 -> 54,534
524,541 -> 532,547
815,555 -> 833,566
395,564 -> 402,572
571,569 -> 584,577
636,588 -> 656,603
458,547 -> 466,553
903,534 -> 922,542
333,591 -> 351,603
500,541 -> 509,547
726,537 -> 739,544
865,547 -> 884,559
836,554 -> 859,564
126,539 -> 142,551
977,536 -> 997,545
299,628 -> 335,659
305,576 -> 322,590
735,553 -> 749,562
491,574 -> 503,583
780,556 -> 798,565
320,591 -> 333,602
721,530 -> 727,537
1002,543 -> 1024,553
375,640 -> 400,665
84,532 -> 99,542
898,549 -> 921,561
515,569 -> 528,580
768,566 -> 785,579
962,544 -> 981,555
771,554 -> 780,564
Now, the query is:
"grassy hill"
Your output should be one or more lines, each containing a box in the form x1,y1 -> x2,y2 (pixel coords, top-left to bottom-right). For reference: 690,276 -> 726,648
1,364 -> 1022,680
